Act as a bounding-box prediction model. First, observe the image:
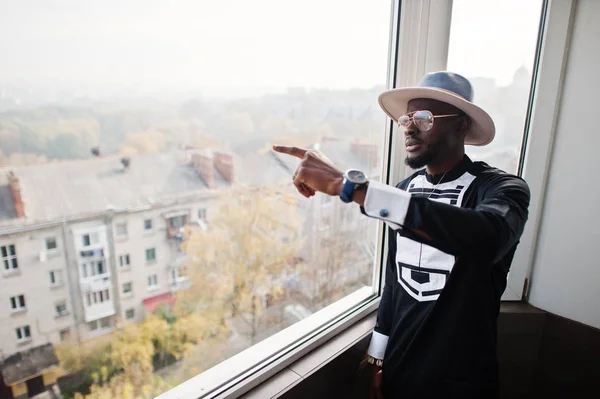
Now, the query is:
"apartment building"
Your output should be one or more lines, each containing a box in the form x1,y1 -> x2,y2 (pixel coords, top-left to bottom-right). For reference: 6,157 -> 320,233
0,141 -> 377,361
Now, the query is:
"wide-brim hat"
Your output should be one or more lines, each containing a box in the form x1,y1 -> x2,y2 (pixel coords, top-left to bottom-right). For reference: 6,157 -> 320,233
378,71 -> 495,146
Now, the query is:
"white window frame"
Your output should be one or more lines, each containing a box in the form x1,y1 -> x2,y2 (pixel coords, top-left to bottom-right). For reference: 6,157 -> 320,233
145,247 -> 156,263
55,301 -> 69,317
49,270 -> 64,287
10,294 -> 26,312
125,308 -> 135,320
154,1 -> 571,398
115,222 -> 128,238
144,218 -> 153,232
122,281 -> 133,296
1,244 -> 19,273
147,274 -> 159,291
45,236 -> 58,252
119,253 -> 131,268
15,325 -> 31,342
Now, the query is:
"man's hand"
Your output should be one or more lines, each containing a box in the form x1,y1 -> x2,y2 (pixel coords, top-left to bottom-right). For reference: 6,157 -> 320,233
368,364 -> 384,399
272,145 -> 344,198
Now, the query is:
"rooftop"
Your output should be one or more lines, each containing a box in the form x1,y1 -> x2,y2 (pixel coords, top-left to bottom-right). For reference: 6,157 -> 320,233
0,343 -> 59,386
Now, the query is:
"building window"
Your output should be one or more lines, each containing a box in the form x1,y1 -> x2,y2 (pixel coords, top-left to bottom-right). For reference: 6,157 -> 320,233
99,316 -> 111,328
10,295 -> 26,311
15,325 -> 31,341
49,270 -> 63,286
169,215 -> 187,229
86,289 -> 110,306
119,254 -> 131,268
144,219 -> 153,232
88,320 -> 98,331
125,308 -> 135,320
82,232 -> 99,247
95,260 -> 107,275
147,274 -> 158,290
59,328 -> 71,342
45,237 -> 58,251
145,248 -> 156,263
55,301 -> 68,316
172,266 -> 188,283
198,208 -> 207,220
122,282 -> 133,295
1,244 -> 18,272
115,222 -> 128,237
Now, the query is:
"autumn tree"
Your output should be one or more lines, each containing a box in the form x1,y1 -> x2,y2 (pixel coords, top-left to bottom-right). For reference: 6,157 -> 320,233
182,185 -> 303,345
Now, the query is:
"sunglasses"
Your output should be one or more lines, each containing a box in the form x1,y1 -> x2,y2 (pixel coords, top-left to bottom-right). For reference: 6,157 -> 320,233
397,110 -> 461,132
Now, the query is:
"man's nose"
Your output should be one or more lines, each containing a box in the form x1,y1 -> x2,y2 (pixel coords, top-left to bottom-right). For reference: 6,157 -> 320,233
403,123 -> 418,137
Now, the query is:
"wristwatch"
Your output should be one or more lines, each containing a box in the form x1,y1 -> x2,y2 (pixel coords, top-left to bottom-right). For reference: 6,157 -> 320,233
339,169 -> 369,203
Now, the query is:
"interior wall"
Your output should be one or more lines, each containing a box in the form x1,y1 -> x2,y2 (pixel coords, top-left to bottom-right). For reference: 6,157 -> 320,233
528,0 -> 600,329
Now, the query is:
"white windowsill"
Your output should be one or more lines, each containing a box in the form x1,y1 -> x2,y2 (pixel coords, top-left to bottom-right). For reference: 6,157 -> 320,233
17,338 -> 32,345
55,311 -> 70,318
3,269 -> 20,277
147,286 -> 159,292
50,282 -> 65,289
10,308 -> 27,315
156,286 -> 377,399
122,292 -> 134,298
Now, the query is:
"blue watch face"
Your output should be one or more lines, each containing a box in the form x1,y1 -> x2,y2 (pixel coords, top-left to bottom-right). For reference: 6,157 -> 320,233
346,170 -> 368,184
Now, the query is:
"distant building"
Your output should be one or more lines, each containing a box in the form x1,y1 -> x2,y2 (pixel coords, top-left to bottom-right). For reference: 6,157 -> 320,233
0,141 -> 378,360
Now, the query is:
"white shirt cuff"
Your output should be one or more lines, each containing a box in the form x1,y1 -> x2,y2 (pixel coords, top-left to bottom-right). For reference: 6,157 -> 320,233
363,180 -> 411,229
367,330 -> 389,360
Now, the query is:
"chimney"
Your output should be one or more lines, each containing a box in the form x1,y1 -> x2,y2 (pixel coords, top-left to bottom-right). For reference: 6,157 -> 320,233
7,171 -> 25,218
350,142 -> 379,169
191,152 -> 215,188
213,151 -> 234,184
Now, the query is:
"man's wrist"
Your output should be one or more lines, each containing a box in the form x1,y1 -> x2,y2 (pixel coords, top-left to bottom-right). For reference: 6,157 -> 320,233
352,181 -> 369,206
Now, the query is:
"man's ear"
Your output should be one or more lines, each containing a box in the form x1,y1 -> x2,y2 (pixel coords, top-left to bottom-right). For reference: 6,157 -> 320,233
458,116 -> 470,138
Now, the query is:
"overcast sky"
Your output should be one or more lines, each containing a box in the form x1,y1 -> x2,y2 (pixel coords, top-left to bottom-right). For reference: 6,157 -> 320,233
0,0 -> 542,97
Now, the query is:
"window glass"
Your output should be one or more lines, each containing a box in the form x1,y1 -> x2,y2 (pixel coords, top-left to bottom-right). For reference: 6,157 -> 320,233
45,237 -> 58,251
0,0 -> 391,397
446,0 -> 544,174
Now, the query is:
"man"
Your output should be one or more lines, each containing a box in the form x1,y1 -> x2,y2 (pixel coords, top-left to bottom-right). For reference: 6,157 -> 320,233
273,71 -> 530,399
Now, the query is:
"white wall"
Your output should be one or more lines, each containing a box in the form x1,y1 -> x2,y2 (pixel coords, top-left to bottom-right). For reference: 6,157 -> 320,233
528,0 -> 600,329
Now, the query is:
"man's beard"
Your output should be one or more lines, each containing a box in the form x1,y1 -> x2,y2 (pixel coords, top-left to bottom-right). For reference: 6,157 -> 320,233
405,148 -> 439,169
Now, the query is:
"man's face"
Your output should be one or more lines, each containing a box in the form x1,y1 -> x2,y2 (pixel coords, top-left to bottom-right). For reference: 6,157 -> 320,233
403,98 -> 466,169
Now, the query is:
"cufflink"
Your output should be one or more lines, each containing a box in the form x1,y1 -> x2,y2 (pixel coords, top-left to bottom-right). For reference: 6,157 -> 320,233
379,209 -> 389,217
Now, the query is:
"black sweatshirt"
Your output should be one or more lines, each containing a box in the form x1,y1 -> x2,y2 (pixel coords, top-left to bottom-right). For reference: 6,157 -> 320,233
363,156 -> 530,399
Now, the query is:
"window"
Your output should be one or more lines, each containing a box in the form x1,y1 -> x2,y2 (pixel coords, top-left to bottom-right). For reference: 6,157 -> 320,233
172,266 -> 188,283
15,325 -> 31,341
59,328 -> 71,342
125,308 -> 135,320
86,289 -> 111,306
122,282 -> 133,295
147,274 -> 158,290
115,222 -> 128,237
99,316 -> 111,328
446,0 -> 544,174
169,215 -> 187,229
82,232 -> 99,247
45,237 -> 58,251
10,295 -> 26,311
55,301 -> 68,316
95,260 -> 107,275
119,254 -> 131,268
0,0 -> 394,397
145,248 -> 156,263
2,244 -> 18,272
49,270 -> 63,286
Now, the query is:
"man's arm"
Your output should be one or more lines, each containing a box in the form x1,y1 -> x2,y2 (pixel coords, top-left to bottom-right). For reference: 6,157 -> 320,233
367,226 -> 397,363
361,175 -> 530,263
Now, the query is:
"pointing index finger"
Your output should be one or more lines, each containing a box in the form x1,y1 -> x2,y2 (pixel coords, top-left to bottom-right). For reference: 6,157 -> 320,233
272,145 -> 307,159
